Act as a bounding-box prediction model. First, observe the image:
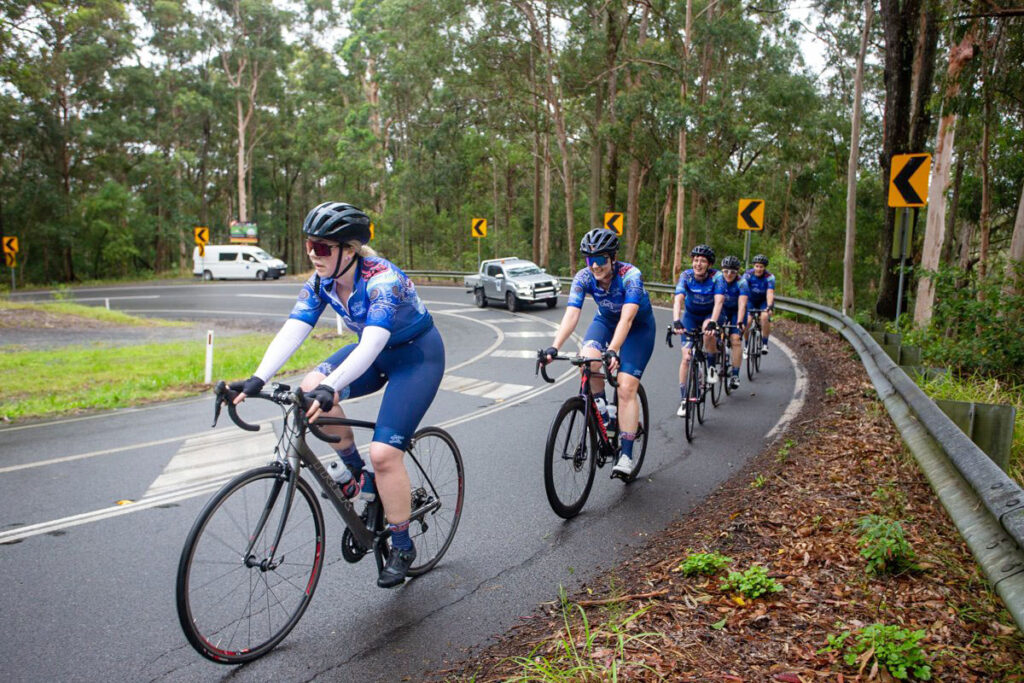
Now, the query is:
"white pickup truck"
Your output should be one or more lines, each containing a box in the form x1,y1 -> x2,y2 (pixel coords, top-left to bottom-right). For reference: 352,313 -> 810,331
464,257 -> 560,311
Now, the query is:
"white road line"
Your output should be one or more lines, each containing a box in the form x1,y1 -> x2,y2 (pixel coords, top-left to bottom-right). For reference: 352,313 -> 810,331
763,337 -> 807,444
440,375 -> 532,401
143,428 -> 281,498
70,295 -> 161,302
491,350 -> 543,359
503,331 -> 552,338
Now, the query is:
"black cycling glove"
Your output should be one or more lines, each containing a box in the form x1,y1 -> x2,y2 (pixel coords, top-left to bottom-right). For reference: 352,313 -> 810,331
230,376 -> 265,397
542,346 -> 559,364
306,384 -> 337,413
672,319 -> 685,332
605,349 -> 620,365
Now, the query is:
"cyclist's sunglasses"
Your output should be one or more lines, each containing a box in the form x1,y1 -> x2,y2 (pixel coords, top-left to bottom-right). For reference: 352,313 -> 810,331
305,239 -> 338,257
585,255 -> 610,267
721,268 -> 738,275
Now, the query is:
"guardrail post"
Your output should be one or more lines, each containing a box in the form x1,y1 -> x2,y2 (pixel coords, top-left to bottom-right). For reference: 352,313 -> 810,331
936,399 -> 1017,473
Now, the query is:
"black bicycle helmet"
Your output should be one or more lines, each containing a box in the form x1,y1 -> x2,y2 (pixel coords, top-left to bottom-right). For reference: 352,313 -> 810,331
302,202 -> 372,245
721,255 -> 741,270
752,254 -> 769,266
580,228 -> 619,255
691,244 -> 715,264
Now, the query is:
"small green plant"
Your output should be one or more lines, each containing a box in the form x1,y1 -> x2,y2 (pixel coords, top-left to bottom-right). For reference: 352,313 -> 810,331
750,473 -> 767,489
825,386 -> 836,397
820,623 -> 931,680
775,438 -> 795,463
719,564 -> 783,599
676,551 -> 732,577
872,481 -> 908,515
856,515 -> 916,575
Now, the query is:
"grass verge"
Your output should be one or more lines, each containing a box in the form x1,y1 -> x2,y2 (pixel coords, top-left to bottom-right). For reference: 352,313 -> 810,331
0,299 -> 186,327
0,331 -> 349,420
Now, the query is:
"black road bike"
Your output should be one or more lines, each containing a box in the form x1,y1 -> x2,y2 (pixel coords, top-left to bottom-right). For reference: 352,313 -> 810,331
744,309 -> 768,380
666,323 -> 715,442
536,351 -> 649,519
176,382 -> 464,664
713,320 -> 742,402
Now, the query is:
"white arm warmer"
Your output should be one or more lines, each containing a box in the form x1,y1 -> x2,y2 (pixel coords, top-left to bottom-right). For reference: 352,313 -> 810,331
322,325 -> 391,392
254,318 -> 314,382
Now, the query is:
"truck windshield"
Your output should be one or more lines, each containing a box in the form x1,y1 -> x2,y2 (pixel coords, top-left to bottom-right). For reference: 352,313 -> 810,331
254,250 -> 273,260
506,265 -> 541,276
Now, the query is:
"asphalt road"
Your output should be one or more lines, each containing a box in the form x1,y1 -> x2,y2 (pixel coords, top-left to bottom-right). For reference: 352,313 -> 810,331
0,279 -> 805,681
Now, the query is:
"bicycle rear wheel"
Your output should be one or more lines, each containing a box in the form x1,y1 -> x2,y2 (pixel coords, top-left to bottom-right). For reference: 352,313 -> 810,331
746,331 -> 757,381
722,341 -> 733,396
710,347 -> 724,407
620,383 -> 649,483
544,396 -> 597,518
176,465 -> 325,664
753,328 -> 763,372
405,426 -> 465,576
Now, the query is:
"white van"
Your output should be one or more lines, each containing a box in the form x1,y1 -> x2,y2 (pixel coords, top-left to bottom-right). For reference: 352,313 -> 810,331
193,245 -> 288,281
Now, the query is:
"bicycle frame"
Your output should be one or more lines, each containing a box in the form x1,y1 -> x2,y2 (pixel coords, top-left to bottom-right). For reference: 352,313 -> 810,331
538,353 -> 620,463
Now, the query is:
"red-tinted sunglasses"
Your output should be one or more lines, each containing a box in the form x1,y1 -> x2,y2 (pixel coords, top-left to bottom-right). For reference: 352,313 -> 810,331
305,239 -> 338,257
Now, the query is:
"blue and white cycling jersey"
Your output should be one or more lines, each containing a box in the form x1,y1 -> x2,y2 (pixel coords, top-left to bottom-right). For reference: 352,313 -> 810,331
742,269 -> 775,308
566,262 -> 652,322
289,256 -> 433,346
713,272 -> 749,313
674,268 -> 719,316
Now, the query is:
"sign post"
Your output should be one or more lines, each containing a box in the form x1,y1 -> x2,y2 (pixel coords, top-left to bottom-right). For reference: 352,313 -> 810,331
471,218 -> 487,267
2,236 -> 18,291
888,153 -> 931,329
194,226 -> 209,276
737,199 -> 765,267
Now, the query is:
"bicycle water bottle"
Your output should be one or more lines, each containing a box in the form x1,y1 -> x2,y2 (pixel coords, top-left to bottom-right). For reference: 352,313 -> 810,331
594,397 -> 610,425
329,461 -> 358,499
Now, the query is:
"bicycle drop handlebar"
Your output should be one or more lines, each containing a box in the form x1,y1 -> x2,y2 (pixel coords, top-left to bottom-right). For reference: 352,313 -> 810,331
665,320 -> 717,348
213,381 -> 342,443
534,350 -> 619,388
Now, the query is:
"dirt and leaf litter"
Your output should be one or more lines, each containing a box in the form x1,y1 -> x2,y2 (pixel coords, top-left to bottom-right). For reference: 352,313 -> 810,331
437,319 -> 1024,681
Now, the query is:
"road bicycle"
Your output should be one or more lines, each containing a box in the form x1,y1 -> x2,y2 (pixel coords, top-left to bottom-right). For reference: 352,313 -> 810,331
536,351 -> 649,519
713,320 -> 743,402
743,308 -> 768,380
666,323 -> 714,442
176,381 -> 464,664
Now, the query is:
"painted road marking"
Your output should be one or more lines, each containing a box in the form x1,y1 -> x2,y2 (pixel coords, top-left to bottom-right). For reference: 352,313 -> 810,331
503,331 -> 551,338
143,428 -> 280,498
491,349 -> 543,359
440,375 -> 532,401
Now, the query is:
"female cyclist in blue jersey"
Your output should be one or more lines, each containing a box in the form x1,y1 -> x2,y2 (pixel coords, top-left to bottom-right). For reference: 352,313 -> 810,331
541,228 -> 656,478
672,244 -> 719,418
743,254 -> 776,355
231,201 -> 443,588
709,255 -> 749,391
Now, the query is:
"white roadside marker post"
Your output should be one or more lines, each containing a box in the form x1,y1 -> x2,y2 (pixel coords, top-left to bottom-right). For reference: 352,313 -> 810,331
204,330 -> 214,385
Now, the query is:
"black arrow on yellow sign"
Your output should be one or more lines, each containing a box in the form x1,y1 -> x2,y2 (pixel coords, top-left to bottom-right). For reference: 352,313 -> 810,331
4,252 -> 15,267
472,218 -> 487,238
888,153 -> 930,208
604,212 -> 623,235
2,236 -> 18,254
738,200 -> 763,230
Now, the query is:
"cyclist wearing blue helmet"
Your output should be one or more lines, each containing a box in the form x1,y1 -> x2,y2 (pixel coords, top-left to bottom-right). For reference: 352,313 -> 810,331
743,254 -> 776,355
232,201 -> 443,589
709,255 -> 749,390
672,244 -> 720,418
541,228 -> 656,478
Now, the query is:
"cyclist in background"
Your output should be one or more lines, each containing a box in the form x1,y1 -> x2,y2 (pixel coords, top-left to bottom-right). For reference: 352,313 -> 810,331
743,254 -> 776,355
541,228 -> 656,478
709,255 -> 749,391
232,201 -> 444,589
672,245 -> 719,418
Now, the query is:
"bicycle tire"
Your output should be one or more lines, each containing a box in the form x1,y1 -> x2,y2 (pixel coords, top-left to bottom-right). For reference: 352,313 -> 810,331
722,338 -> 733,396
404,426 -> 465,576
697,357 -> 708,424
710,346 -> 724,406
746,330 -> 757,381
754,328 -> 763,373
684,360 -> 699,442
176,465 -> 325,665
544,396 -> 597,518
615,382 -> 650,482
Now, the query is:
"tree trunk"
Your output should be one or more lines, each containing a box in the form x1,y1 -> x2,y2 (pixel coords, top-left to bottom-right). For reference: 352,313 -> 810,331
941,153 -> 964,265
660,183 -> 673,280
914,30 -> 976,325
875,0 -> 921,319
844,0 -> 873,316
626,158 -> 641,263
673,0 -> 693,282
541,131 -> 551,268
1005,179 -> 1024,300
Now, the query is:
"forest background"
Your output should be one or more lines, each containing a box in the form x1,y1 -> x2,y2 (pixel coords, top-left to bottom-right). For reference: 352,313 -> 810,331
1,0 -> 1022,377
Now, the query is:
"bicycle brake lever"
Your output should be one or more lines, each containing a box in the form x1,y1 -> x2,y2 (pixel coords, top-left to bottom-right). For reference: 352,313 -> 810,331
212,380 -> 226,427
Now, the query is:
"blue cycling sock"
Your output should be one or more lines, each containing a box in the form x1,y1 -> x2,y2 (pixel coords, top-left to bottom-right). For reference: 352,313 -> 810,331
732,367 -> 740,377
708,353 -> 717,366
389,520 -> 413,551
620,432 -> 636,458
336,443 -> 365,471
680,383 -> 686,399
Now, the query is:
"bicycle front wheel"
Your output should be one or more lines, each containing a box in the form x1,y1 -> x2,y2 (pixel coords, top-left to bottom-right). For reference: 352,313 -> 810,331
753,328 -> 763,372
746,332 -> 757,381
405,426 -> 465,576
697,359 -> 708,424
544,396 -> 597,518
176,465 -> 325,664
711,350 -> 724,407
684,361 -> 699,442
621,383 -> 649,483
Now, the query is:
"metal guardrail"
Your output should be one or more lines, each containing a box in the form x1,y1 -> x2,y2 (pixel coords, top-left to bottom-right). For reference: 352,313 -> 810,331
410,269 -> 1024,629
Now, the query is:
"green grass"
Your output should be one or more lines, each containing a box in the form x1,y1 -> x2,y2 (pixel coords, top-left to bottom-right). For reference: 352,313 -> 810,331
0,299 -> 187,327
0,331 -> 349,420
915,372 -> 1024,484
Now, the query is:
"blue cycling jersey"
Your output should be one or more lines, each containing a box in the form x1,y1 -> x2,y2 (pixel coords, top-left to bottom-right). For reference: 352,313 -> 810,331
288,256 -> 433,346
675,269 -> 719,315
742,269 -> 775,307
713,272 -> 749,312
566,262 -> 652,321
